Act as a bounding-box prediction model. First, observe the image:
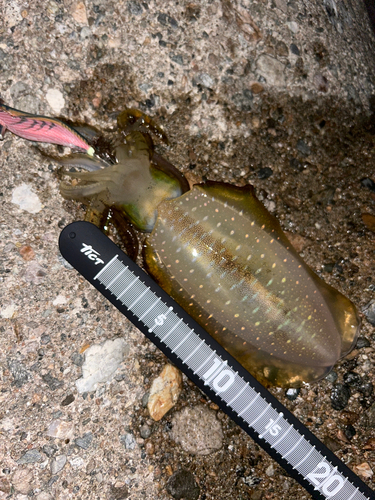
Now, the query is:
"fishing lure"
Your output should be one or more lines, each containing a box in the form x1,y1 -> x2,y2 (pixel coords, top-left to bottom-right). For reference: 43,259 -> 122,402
0,101 -> 360,387
0,100 -> 94,155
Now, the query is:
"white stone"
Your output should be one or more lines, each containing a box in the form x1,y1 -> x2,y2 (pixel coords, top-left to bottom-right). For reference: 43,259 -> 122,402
12,468 -> 34,494
36,492 -> 53,500
287,21 -> 299,34
75,338 -> 129,393
45,419 -> 75,441
69,456 -> 85,468
50,455 -> 67,474
1,304 -> 17,319
5,3 -> 22,28
198,73 -> 214,88
12,184 -> 43,214
0,416 -> 15,431
46,88 -> 65,114
52,294 -> 68,306
256,54 -> 286,86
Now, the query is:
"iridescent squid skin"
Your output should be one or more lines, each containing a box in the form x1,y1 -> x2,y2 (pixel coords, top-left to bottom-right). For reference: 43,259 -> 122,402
0,103 -> 360,387
144,183 -> 360,386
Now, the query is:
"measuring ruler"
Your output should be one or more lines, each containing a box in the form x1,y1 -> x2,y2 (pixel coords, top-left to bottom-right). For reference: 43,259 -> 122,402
59,221 -> 374,500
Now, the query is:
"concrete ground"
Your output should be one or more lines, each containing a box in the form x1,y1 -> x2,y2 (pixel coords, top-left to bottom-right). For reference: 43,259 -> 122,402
1,0 -> 375,499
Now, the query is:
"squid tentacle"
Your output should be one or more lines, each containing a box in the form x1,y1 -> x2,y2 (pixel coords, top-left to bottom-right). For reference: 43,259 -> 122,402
60,180 -> 106,200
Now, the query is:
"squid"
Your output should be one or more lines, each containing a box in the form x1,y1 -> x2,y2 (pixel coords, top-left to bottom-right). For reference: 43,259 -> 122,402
0,101 -> 360,387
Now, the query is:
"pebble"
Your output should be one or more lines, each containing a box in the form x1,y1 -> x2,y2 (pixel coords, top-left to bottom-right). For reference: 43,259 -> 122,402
256,54 -> 285,86
50,455 -> 67,475
36,493 -> 53,500
86,458 -> 96,474
344,424 -> 356,440
120,432 -> 137,450
196,73 -> 214,88
42,444 -> 58,457
359,382 -> 373,398
266,464 -> 275,477
0,477 -> 11,494
362,213 -> 375,233
7,359 -> 32,387
171,405 -> 223,456
257,167 -> 273,179
323,435 -> 341,452
46,88 -> 65,114
365,403 -> 375,427
139,424 -> 152,439
128,1 -> 143,16
249,489 -> 263,500
75,338 -> 129,393
314,73 -> 329,92
23,261 -> 47,285
289,157 -> 303,171
57,253 -> 74,270
250,82 -> 264,94
330,383 -> 351,410
166,469 -> 200,500
263,199 -> 276,213
42,372 -> 63,391
61,394 -> 75,406
19,245 -> 35,261
360,177 -> 375,192
356,336 -> 371,348
361,359 -> 373,373
52,294 -> 68,306
364,438 -> 375,450
71,352 -> 84,367
145,441 -> 155,455
290,43 -> 300,55
286,232 -> 309,252
110,483 -> 129,499
147,364 -> 182,421
17,449 -> 42,465
142,392 -> 149,407
40,334 -> 51,345
287,21 -> 299,33
296,139 -> 311,156
5,3 -> 23,28
46,419 -> 75,441
243,474 -> 262,487
285,388 -> 300,401
157,12 -> 178,29
69,457 -> 84,469
11,468 -> 34,494
343,371 -> 362,388
231,90 -> 253,111
75,432 -> 93,450
80,27 -> 91,40
70,2 -> 88,24
363,300 -> 375,326
11,184 -> 42,214
1,303 -> 17,318
352,462 -> 373,479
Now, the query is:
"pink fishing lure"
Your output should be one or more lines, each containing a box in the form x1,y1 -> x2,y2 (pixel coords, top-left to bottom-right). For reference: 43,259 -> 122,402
0,101 -> 94,155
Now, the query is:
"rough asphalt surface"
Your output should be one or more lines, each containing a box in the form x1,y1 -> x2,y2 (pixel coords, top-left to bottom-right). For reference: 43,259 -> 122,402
1,1 -> 375,499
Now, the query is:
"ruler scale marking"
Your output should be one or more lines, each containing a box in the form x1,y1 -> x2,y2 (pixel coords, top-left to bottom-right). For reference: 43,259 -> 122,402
59,222 -> 374,500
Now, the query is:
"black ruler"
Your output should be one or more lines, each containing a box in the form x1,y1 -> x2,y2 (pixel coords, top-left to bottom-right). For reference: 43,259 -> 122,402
59,221 -> 374,500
